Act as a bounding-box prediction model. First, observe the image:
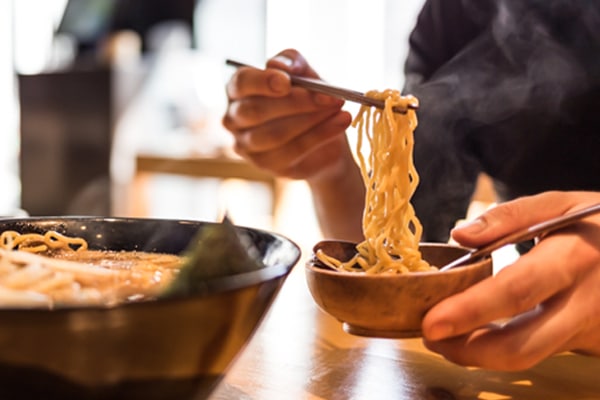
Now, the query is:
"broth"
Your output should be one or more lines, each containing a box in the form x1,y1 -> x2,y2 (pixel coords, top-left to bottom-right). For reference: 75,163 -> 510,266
0,235 -> 184,308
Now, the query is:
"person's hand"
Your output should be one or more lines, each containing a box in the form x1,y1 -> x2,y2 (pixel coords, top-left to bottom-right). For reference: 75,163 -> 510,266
422,190 -> 600,370
223,49 -> 354,182
223,49 -> 365,240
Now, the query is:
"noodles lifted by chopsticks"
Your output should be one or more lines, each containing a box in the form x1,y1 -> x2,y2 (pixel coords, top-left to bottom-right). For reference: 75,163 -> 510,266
317,90 -> 434,274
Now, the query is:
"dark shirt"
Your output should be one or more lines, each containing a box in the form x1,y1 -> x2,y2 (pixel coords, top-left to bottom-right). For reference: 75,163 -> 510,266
404,0 -> 600,242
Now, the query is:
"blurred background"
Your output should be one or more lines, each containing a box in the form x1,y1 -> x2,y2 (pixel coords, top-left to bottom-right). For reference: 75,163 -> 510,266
0,0 -> 425,250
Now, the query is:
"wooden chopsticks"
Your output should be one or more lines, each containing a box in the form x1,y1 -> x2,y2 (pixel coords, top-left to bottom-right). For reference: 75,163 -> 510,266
225,59 -> 417,114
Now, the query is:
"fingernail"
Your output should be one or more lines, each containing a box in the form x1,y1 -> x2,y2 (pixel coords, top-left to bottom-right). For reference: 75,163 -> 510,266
428,322 -> 454,340
324,112 -> 351,130
272,55 -> 294,68
268,74 -> 287,93
333,111 -> 352,127
455,217 -> 487,235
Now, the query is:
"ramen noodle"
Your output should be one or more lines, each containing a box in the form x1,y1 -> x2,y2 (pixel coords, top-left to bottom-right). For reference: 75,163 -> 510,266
1,230 -> 88,253
0,231 -> 183,308
317,90 -> 434,274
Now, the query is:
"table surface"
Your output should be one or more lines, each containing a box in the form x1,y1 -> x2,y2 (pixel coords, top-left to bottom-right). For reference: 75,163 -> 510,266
135,153 -> 276,184
209,255 -> 600,400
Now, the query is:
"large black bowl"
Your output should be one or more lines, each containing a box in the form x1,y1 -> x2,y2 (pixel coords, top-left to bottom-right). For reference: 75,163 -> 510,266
0,217 -> 301,400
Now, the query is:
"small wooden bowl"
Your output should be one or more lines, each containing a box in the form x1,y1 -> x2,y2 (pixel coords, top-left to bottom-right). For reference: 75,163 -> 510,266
305,240 -> 493,338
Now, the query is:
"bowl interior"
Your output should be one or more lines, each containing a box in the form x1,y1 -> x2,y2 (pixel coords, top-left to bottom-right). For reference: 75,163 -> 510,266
305,240 -> 492,338
0,216 -> 302,299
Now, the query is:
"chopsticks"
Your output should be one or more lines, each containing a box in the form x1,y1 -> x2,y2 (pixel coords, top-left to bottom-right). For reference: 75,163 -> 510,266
225,59 -> 418,114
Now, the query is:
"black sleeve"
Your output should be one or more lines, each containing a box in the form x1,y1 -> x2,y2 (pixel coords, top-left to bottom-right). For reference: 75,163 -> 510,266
404,0 -> 490,89
402,0 -> 492,242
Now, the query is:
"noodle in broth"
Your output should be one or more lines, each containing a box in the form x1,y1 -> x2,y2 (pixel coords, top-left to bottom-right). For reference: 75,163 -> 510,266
0,231 -> 183,308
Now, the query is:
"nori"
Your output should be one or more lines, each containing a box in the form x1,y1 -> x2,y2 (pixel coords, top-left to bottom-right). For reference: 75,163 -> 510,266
160,218 -> 265,298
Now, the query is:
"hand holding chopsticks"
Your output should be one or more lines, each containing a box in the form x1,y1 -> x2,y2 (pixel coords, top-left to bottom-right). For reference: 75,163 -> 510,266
225,59 -> 418,114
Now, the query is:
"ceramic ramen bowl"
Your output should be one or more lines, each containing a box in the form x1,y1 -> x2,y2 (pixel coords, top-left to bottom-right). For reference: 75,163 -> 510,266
0,217 -> 301,400
305,240 -> 492,338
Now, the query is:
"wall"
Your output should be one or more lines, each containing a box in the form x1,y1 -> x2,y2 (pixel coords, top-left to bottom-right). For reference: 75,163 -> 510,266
0,0 -> 20,215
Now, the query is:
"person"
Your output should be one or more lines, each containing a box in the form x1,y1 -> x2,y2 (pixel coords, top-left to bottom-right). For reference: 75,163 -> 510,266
422,190 -> 600,370
222,0 -> 600,369
224,0 -> 600,244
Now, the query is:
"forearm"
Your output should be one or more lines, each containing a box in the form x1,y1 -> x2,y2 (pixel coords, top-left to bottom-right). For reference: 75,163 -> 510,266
307,151 -> 365,242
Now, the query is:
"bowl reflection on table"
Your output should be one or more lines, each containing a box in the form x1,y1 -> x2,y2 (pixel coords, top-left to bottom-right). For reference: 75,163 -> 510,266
305,240 -> 492,339
0,217 -> 301,400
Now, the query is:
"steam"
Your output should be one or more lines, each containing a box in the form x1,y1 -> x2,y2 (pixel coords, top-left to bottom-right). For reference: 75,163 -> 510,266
406,0 -> 600,241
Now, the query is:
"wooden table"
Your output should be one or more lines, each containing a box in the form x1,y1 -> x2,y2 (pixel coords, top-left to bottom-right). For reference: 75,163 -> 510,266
132,153 -> 284,218
209,255 -> 600,400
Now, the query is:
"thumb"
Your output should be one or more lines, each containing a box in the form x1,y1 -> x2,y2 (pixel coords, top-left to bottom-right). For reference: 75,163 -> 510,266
450,192 -> 577,248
